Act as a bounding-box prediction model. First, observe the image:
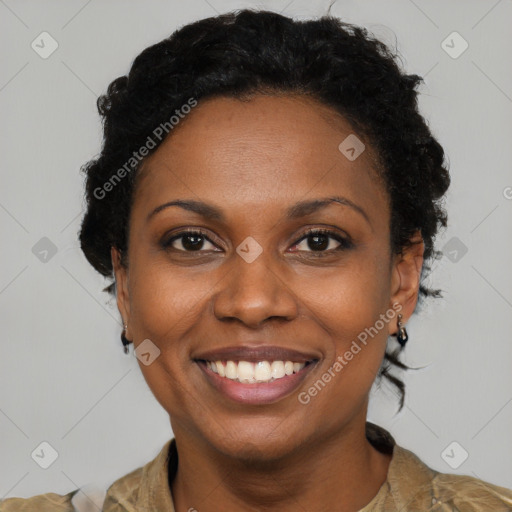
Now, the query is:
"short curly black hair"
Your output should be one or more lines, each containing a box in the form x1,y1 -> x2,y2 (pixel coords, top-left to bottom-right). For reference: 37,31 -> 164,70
79,8 -> 450,411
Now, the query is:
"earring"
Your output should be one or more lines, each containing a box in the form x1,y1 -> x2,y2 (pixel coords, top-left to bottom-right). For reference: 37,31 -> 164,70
121,322 -> 131,354
396,313 -> 409,348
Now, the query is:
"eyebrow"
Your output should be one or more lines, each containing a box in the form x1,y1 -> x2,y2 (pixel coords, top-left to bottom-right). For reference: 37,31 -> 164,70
147,196 -> 371,226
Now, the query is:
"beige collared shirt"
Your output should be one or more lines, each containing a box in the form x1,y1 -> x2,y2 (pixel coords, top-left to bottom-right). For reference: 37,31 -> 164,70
2,423 -> 512,511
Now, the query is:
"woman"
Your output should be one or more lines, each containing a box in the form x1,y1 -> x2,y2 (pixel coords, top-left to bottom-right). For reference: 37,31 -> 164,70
2,8 -> 511,512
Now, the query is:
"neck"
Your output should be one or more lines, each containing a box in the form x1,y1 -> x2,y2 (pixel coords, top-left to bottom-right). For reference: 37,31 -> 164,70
170,415 -> 392,512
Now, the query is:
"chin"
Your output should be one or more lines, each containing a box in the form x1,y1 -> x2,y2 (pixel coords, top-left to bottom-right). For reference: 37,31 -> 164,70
200,419 -> 311,464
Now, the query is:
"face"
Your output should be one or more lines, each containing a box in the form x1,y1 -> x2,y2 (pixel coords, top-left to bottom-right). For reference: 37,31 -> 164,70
113,94 -> 423,462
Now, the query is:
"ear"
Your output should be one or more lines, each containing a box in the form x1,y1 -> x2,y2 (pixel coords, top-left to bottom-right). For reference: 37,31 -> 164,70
388,230 -> 424,334
111,246 -> 131,329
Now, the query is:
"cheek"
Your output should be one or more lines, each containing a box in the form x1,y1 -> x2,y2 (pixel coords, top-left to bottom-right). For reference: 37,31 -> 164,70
128,259 -> 212,342
126,260 -> 211,417
296,251 -> 391,391
297,246 -> 391,337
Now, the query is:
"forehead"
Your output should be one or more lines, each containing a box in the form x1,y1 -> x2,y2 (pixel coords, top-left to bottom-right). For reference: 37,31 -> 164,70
132,94 -> 388,222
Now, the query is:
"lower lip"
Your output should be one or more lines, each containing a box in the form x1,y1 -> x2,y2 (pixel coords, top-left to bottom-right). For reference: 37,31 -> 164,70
196,361 -> 317,405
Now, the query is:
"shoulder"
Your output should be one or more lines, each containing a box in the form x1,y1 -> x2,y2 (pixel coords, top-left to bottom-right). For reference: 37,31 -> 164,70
0,440 -> 173,512
0,490 -> 78,512
101,464 -> 145,510
392,444 -> 512,511
102,438 -> 175,511
430,471 -> 512,511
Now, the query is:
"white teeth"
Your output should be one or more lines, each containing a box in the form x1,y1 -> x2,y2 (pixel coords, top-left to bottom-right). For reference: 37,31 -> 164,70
271,361 -> 286,378
225,360 -> 237,379
254,361 -> 271,382
238,361 -> 256,383
215,360 -> 225,377
205,359 -> 307,383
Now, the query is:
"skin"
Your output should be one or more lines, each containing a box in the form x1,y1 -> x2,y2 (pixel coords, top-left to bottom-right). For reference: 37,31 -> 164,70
112,94 -> 424,512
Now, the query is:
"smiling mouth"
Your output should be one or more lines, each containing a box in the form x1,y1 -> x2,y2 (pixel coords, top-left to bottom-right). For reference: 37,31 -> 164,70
197,359 -> 316,384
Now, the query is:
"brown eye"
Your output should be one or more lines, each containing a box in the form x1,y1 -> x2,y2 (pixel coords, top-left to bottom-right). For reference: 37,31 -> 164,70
161,230 -> 219,252
291,229 -> 352,254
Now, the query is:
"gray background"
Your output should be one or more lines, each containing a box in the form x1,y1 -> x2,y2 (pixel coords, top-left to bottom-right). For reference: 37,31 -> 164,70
1,0 -> 511,506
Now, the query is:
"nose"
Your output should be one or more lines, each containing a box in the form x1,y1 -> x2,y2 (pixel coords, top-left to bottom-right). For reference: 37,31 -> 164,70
213,251 -> 299,328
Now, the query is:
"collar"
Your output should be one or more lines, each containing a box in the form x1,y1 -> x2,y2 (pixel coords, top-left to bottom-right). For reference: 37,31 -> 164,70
361,422 -> 438,510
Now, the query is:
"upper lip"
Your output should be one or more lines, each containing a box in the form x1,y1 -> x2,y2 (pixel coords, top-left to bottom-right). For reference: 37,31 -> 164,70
193,345 -> 319,363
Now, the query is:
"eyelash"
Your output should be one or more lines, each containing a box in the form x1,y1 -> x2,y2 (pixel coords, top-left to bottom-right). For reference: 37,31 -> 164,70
161,228 -> 353,256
